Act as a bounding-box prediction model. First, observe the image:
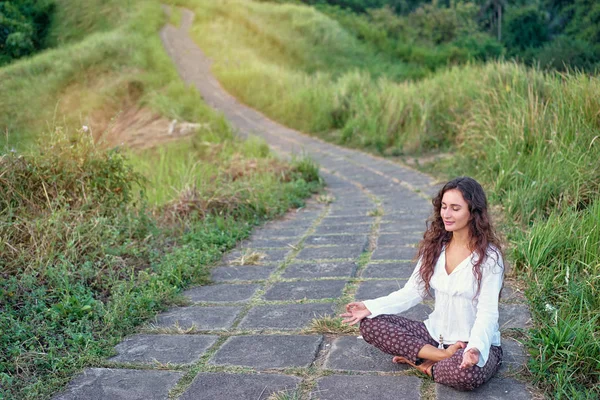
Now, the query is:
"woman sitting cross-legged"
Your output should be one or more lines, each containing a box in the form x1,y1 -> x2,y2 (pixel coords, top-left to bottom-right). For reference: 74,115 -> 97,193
341,176 -> 504,391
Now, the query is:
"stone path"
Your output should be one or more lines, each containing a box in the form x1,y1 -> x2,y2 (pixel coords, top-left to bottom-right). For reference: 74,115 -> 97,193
53,8 -> 533,400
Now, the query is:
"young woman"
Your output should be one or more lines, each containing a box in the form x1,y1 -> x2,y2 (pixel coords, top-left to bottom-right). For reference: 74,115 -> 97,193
341,176 -> 504,391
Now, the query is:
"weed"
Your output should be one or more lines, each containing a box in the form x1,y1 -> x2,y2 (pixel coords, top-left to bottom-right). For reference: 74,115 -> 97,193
316,194 -> 335,204
367,208 -> 384,217
267,388 -> 303,400
304,316 -> 359,335
230,251 -> 267,266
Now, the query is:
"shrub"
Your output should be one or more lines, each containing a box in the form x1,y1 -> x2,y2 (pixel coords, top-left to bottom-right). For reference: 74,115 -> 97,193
535,36 -> 600,72
503,5 -> 549,53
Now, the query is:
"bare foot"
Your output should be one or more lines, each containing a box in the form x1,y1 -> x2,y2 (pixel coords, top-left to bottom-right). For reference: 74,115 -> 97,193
416,359 -> 436,377
392,356 -> 414,366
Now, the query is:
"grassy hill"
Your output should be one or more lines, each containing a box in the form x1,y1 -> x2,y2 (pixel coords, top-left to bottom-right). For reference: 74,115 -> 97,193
171,0 -> 600,397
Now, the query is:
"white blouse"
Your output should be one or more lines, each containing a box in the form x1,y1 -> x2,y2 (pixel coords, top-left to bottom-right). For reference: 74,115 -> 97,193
363,246 -> 504,368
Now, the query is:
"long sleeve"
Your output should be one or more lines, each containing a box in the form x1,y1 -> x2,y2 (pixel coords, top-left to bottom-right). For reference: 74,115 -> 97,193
363,261 -> 425,318
464,253 -> 504,367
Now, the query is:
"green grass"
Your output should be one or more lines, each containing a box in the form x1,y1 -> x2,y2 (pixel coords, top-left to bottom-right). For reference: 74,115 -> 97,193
171,1 -> 599,397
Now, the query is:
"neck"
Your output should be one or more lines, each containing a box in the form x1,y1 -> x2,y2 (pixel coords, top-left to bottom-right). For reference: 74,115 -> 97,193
450,230 -> 471,249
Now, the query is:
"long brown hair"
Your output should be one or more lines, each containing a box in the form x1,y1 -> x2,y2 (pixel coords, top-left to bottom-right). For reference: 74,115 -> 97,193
416,176 -> 503,297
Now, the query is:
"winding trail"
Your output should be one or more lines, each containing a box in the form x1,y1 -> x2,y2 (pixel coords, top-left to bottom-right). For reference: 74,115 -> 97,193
54,8 -> 534,400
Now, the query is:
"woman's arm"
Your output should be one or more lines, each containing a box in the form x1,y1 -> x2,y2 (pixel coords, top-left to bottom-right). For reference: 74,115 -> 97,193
361,260 -> 425,318
464,252 -> 504,367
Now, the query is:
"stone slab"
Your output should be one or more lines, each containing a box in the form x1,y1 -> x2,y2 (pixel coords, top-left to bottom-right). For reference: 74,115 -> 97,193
370,246 -> 417,261
253,228 -> 307,238
241,238 -> 298,248
110,334 -> 218,364
209,335 -> 323,369
238,303 -> 336,330
381,213 -> 430,222
179,372 -> 301,400
184,284 -> 260,303
322,216 -> 375,225
377,233 -> 421,246
500,337 -> 528,373
324,336 -> 408,372
210,265 -> 276,282
355,280 -> 407,300
266,219 -> 315,230
327,208 -> 374,217
436,377 -> 531,400
313,374 -> 421,400
295,245 -> 364,260
313,224 -> 371,235
500,284 -> 527,303
263,280 -> 347,301
303,234 -> 368,247
155,306 -> 241,330
294,209 -> 323,221
282,262 -> 357,279
331,199 -> 373,207
499,304 -> 532,330
53,368 -> 183,400
362,262 -> 415,279
379,222 -> 425,233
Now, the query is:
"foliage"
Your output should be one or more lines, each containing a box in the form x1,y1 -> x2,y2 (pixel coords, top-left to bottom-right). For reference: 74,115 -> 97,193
321,2 -> 502,73
268,0 -> 600,73
534,36 -> 600,72
502,5 -> 549,53
0,0 -> 55,65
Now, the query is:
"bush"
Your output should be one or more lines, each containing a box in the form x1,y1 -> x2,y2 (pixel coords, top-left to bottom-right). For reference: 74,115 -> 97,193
535,36 -> 600,72
503,5 -> 549,53
452,32 -> 504,62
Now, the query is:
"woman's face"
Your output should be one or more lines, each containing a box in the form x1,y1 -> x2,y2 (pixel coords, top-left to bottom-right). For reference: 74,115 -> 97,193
440,189 -> 471,235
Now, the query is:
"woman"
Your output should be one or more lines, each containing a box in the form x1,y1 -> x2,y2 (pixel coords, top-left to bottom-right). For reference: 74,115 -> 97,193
341,176 -> 504,391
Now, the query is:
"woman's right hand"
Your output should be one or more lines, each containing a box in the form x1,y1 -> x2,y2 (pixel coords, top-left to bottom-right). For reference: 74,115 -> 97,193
340,302 -> 372,326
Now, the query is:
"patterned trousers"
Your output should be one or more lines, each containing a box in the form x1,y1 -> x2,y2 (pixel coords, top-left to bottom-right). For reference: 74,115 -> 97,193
360,314 -> 502,391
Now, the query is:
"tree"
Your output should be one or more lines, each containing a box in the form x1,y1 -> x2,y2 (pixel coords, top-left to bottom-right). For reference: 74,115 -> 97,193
477,0 -> 507,41
0,0 -> 54,65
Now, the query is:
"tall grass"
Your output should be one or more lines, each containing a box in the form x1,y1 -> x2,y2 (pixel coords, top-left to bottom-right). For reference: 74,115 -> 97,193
177,1 -> 599,397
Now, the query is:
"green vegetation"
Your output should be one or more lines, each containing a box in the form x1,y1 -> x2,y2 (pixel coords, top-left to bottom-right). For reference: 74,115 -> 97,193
0,0 -> 54,65
0,1 -> 322,399
179,1 -> 599,397
273,0 -> 600,73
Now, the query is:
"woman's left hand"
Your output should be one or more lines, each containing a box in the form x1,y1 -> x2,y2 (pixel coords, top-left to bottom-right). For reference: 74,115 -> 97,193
459,348 -> 480,369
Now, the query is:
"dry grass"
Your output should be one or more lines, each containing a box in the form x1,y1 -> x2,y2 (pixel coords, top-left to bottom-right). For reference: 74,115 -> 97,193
230,250 -> 266,266
304,316 -> 359,335
141,322 -> 198,334
316,194 -> 335,204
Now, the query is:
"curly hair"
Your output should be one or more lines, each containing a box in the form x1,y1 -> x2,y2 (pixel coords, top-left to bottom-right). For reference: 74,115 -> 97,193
416,176 -> 503,298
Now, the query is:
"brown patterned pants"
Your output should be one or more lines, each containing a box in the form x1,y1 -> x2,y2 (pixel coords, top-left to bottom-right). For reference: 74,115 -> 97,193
360,314 -> 503,391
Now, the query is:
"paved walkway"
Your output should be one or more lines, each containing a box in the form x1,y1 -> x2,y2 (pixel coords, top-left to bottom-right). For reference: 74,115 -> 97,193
54,8 -> 533,400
